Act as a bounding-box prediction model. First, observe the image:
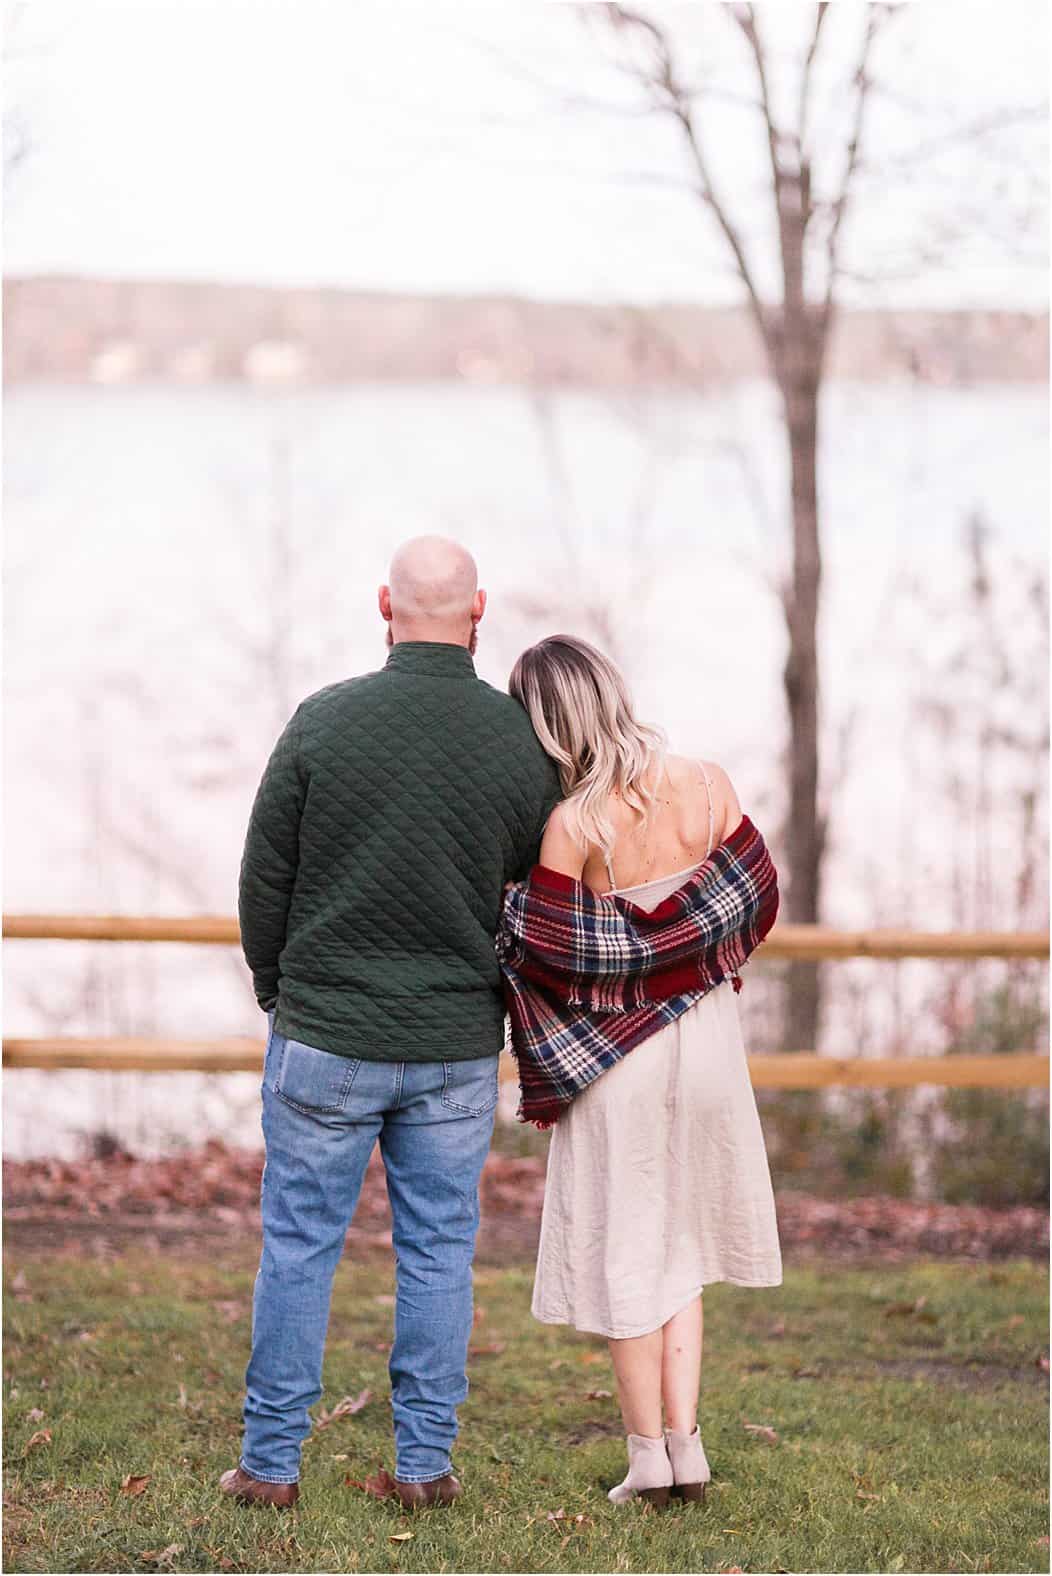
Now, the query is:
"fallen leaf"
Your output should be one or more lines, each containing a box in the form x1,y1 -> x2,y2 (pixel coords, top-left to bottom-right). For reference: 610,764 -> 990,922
177,1383 -> 188,1409
26,1406 -> 45,1422
768,1318 -> 786,1338
883,1295 -> 938,1324
585,1388 -> 613,1400
389,1532 -> 413,1543
212,1301 -> 243,1324
351,1468 -> 396,1500
580,1352 -> 605,1365
468,1342 -> 506,1357
25,1428 -> 52,1452
546,1508 -> 566,1522
121,1472 -> 151,1496
856,1489 -> 881,1501
1006,1314 -> 1025,1327
1036,1353 -> 1050,1373
140,1544 -> 183,1567
315,1389 -> 372,1428
218,1560 -> 235,1572
331,1453 -> 349,1461
743,1421 -> 778,1445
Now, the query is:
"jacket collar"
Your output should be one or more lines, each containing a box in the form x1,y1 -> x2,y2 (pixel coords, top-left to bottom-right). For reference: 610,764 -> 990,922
384,640 -> 477,679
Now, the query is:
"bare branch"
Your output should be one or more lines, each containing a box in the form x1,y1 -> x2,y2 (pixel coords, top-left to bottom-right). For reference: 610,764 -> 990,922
822,6 -> 887,326
730,5 -> 801,318
854,103 -> 1048,179
798,3 -> 829,157
602,5 -> 771,342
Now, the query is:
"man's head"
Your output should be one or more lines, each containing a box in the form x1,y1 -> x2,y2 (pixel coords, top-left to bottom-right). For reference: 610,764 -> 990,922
379,536 -> 486,652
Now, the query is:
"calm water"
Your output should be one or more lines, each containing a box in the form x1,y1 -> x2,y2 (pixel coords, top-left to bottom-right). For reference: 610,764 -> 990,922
3,378 -> 1047,1156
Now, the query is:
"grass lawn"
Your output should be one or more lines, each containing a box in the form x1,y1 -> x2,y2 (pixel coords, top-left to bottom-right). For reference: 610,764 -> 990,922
3,1248 -> 1048,1574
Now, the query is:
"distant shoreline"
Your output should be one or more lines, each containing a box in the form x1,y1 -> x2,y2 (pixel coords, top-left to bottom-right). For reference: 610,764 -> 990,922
5,275 -> 1047,388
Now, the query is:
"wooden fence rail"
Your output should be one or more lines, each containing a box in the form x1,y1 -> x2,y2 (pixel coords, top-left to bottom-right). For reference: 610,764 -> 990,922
2,1038 -> 1048,1087
3,914 -> 1049,959
4,915 -> 1048,1088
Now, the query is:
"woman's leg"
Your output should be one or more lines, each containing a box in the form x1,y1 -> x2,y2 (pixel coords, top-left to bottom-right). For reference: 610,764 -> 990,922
606,1328 -> 673,1505
608,1330 -> 664,1438
661,1295 -> 703,1433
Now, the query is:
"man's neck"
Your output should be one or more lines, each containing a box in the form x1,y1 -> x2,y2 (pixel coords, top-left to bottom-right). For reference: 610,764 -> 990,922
384,641 -> 477,678
390,627 -> 470,649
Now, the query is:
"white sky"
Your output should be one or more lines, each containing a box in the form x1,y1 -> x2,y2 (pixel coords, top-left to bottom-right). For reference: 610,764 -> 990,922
3,0 -> 1048,307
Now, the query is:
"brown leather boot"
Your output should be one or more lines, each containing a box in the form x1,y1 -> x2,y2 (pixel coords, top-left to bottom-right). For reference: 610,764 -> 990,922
372,1468 -> 462,1509
218,1465 -> 299,1509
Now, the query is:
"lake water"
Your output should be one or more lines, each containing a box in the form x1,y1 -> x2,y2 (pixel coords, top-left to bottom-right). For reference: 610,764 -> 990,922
3,377 -> 1047,1157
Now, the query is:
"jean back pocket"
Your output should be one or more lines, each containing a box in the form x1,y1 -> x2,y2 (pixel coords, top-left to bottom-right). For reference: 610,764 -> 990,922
273,1035 -> 361,1115
441,1055 -> 500,1117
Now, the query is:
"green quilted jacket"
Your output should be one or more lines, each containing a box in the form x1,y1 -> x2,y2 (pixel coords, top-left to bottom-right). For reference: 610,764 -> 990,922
237,640 -> 562,1061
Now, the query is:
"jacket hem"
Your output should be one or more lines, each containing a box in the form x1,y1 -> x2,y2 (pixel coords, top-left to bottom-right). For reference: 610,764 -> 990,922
271,1007 -> 506,1063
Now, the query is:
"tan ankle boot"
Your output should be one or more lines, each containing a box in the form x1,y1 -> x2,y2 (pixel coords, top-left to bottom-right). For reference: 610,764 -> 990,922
664,1425 -> 710,1504
607,1433 -> 674,1507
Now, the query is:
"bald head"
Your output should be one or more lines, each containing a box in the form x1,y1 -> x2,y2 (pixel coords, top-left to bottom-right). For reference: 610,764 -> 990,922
379,535 -> 486,650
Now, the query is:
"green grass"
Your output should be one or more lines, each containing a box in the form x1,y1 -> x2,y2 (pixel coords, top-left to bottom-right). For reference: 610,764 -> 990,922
4,1249 -> 1048,1573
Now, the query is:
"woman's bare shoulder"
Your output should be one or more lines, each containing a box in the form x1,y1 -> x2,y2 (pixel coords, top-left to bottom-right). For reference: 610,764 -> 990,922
703,761 -> 743,838
667,754 -> 743,839
539,800 -> 586,878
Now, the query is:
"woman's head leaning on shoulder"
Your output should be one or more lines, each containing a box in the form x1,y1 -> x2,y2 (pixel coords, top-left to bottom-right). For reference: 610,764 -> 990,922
508,633 -> 667,880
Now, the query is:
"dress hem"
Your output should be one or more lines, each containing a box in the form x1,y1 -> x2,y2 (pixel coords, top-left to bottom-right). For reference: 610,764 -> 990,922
532,1268 -> 783,1341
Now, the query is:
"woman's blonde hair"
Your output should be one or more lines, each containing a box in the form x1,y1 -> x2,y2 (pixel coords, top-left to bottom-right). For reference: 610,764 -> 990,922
509,634 -> 666,869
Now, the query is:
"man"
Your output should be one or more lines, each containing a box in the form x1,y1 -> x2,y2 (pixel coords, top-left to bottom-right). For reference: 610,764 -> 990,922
220,537 -> 561,1510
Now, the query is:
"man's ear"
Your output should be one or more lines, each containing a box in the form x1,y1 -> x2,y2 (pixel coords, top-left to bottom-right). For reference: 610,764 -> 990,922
474,588 -> 487,623
378,585 -> 393,621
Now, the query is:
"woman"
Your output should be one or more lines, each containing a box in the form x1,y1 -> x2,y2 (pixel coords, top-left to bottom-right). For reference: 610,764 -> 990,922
498,635 -> 782,1510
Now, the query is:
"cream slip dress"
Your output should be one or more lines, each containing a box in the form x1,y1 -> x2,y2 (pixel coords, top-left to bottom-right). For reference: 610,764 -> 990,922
530,765 -> 783,1340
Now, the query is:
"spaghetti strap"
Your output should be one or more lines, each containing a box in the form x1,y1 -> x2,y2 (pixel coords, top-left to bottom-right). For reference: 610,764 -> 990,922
603,845 -> 617,891
698,761 -> 715,857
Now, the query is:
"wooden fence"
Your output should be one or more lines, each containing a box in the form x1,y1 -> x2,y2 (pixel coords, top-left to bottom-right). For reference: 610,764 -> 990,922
3,915 -> 1048,1089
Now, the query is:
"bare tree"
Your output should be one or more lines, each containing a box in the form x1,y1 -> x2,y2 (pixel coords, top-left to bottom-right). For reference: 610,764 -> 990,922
578,2 -> 1045,1051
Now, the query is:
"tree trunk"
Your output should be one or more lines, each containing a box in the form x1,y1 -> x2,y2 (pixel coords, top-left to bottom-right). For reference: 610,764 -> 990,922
779,361 -> 826,1052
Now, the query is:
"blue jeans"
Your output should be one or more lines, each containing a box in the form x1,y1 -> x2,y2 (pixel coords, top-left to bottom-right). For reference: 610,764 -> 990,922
239,1010 -> 499,1485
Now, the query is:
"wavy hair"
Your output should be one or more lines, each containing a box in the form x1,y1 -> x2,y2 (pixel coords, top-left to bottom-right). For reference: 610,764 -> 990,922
509,634 -> 666,869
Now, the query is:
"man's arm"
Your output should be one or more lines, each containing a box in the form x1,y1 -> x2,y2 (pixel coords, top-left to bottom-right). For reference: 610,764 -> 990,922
514,759 -> 563,879
237,705 -> 308,1011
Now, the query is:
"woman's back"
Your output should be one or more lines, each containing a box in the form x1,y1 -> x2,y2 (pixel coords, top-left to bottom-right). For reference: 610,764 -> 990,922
582,754 -> 741,895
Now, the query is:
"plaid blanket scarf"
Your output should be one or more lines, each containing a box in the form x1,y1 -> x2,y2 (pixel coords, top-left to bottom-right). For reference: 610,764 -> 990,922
496,813 -> 779,1127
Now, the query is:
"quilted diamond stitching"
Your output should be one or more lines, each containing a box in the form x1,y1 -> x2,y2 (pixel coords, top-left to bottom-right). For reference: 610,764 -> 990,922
237,644 -> 561,1062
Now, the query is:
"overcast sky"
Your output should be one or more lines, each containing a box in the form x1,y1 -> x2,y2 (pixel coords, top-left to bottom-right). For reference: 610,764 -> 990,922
4,0 -> 1048,307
